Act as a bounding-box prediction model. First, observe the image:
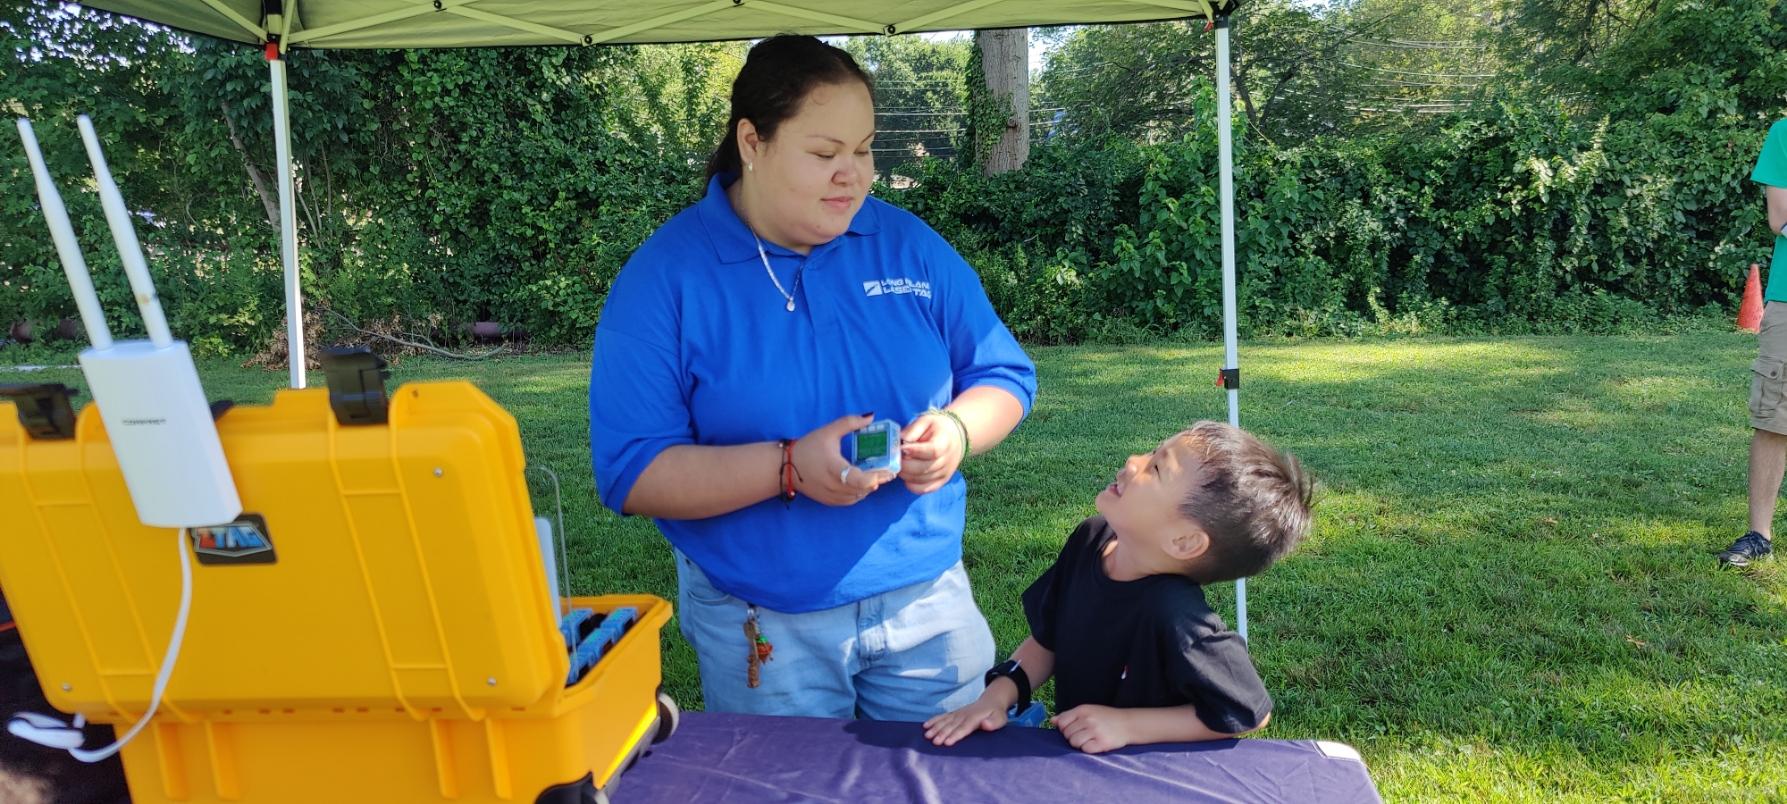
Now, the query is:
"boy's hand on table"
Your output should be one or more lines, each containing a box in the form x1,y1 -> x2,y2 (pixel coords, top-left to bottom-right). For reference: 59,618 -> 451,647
1054,704 -> 1133,754
922,697 -> 1009,746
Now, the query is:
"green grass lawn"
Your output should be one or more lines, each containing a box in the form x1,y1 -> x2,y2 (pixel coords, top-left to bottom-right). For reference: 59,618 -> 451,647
6,334 -> 1784,800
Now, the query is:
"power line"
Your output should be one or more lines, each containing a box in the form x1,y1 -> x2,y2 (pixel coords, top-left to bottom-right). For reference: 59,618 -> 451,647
875,129 -> 964,137
1348,104 -> 1464,114
1353,76 -> 1484,89
875,106 -> 1064,117
1346,36 -> 1486,51
1338,61 -> 1495,79
870,77 -> 967,86
1272,85 -> 1472,115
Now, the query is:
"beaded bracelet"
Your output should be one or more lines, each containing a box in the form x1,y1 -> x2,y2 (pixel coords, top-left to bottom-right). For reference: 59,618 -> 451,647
927,407 -> 971,462
777,439 -> 798,502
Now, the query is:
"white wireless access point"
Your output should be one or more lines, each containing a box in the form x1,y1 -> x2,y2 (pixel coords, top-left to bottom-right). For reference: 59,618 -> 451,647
17,116 -> 241,529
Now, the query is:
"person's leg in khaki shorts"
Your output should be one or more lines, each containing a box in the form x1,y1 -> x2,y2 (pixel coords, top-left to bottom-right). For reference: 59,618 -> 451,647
1729,301 -> 1786,566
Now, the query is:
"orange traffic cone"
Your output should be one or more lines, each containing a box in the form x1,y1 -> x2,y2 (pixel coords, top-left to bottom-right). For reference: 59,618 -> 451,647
1739,263 -> 1764,332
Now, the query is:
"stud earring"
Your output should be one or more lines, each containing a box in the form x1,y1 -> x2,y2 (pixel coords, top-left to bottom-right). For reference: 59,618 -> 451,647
746,162 -> 754,173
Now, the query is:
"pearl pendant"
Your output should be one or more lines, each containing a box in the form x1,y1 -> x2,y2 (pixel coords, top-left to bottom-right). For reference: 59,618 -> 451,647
786,300 -> 796,312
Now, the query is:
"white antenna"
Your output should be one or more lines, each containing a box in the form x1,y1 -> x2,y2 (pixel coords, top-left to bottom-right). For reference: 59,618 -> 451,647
15,119 -> 113,350
16,114 -> 240,528
76,115 -> 172,349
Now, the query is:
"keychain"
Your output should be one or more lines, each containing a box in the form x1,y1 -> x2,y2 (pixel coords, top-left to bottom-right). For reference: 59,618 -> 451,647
743,604 -> 774,688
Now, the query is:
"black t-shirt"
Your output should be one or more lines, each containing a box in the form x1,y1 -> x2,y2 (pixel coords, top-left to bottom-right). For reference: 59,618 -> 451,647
1021,516 -> 1272,734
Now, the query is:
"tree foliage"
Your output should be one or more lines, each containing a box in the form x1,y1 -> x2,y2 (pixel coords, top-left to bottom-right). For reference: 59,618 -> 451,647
842,34 -> 970,170
3,4 -> 739,351
3,1 -> 1783,354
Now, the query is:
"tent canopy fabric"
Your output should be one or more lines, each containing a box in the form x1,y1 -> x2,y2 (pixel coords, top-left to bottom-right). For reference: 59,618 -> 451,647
81,0 -> 1237,50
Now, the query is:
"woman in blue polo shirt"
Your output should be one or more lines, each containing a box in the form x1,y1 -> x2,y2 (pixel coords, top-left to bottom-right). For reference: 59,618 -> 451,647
590,35 -> 1037,721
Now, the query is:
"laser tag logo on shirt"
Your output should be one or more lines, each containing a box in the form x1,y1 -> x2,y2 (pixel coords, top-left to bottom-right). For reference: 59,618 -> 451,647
862,278 -> 932,299
189,514 -> 277,565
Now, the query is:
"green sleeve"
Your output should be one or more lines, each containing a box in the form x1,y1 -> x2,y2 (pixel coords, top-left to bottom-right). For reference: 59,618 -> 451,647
1753,120 -> 1787,188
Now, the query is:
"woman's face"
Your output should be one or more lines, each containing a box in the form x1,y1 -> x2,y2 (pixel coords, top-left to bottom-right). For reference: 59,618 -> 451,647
739,80 -> 875,249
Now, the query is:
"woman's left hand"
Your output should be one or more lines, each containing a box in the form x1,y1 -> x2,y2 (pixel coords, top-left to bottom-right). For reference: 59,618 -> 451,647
899,412 -> 965,495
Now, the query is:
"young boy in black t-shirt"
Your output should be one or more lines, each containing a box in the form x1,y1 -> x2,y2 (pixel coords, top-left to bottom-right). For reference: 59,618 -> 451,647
924,421 -> 1313,753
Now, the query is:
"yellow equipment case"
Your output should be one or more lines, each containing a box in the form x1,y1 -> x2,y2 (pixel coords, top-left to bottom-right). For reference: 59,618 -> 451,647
0,352 -> 674,803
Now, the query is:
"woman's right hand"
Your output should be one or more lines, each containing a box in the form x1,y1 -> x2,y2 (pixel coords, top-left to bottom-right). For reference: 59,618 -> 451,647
792,414 -> 894,506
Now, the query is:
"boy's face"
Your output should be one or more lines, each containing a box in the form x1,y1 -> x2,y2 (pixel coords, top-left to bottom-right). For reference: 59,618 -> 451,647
1095,432 -> 1206,551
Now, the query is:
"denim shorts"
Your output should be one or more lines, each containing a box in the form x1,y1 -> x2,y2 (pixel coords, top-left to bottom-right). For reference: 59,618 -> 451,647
672,548 -> 995,721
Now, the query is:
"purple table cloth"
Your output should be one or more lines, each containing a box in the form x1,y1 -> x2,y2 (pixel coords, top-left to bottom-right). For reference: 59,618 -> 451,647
619,711 -> 1382,803
0,604 -> 1379,804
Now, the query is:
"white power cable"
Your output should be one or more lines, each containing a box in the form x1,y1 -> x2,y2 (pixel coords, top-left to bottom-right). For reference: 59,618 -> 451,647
8,529 -> 194,763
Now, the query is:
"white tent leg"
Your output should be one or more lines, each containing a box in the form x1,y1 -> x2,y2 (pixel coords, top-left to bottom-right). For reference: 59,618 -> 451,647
270,52 -> 305,389
1214,14 -> 1245,641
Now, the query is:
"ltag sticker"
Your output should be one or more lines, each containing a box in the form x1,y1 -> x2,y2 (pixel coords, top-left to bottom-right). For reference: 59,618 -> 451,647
190,514 -> 276,565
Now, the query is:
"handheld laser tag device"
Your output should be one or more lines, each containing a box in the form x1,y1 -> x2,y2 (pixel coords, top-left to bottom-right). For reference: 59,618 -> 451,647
847,419 -> 901,475
1,116 -> 677,804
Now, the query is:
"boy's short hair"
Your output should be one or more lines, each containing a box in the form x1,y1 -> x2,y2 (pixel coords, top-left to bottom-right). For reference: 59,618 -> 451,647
1177,421 -> 1313,583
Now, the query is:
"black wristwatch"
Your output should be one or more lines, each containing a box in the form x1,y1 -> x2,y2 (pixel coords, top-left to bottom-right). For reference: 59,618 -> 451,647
984,659 -> 1031,715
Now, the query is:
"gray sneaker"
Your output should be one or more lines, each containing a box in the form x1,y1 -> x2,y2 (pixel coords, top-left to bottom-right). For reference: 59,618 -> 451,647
1718,532 -> 1773,567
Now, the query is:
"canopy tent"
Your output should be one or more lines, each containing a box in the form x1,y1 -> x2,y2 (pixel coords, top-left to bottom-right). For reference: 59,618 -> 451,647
73,0 -> 1253,636
81,1 -> 1235,47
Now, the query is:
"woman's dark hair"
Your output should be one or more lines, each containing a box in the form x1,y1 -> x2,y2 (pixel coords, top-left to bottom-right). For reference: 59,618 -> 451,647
705,35 -> 874,179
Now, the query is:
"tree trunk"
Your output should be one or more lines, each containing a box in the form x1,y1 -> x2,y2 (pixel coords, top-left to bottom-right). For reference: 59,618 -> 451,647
975,28 -> 1029,175
219,99 -> 280,228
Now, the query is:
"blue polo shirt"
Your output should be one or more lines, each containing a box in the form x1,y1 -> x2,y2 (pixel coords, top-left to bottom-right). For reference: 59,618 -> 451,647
590,174 -> 1037,613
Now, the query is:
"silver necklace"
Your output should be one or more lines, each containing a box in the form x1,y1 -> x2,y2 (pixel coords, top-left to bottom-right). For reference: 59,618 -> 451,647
752,230 -> 803,312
